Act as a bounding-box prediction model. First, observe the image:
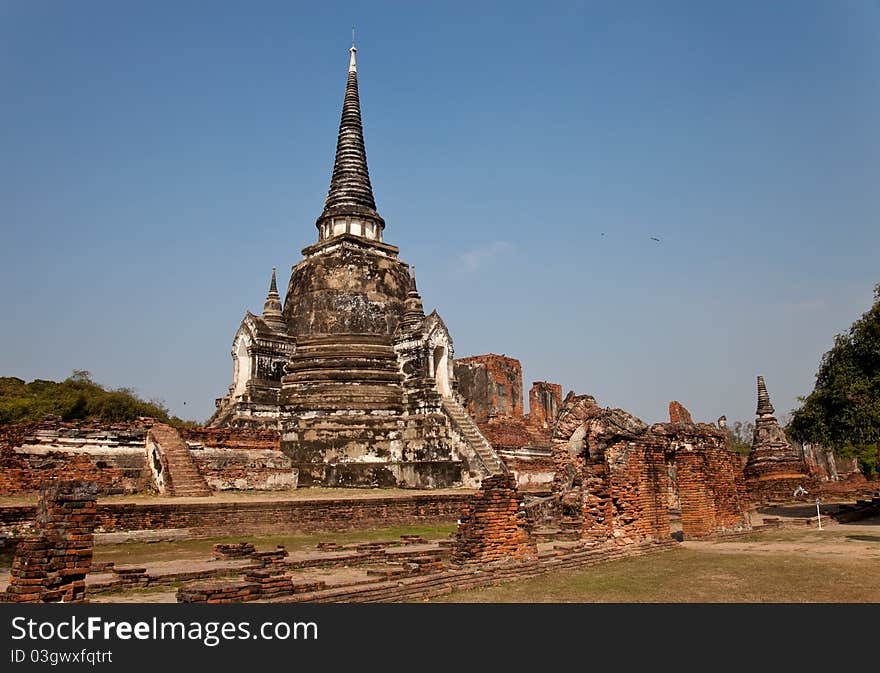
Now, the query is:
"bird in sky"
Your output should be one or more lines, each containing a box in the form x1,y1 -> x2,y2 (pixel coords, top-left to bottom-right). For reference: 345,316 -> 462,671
650,237 -> 661,242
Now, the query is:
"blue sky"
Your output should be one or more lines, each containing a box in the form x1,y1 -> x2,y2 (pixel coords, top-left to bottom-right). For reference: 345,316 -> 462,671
1,1 -> 878,426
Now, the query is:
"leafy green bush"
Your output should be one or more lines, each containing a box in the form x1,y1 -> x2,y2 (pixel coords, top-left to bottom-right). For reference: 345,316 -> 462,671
0,371 -> 194,427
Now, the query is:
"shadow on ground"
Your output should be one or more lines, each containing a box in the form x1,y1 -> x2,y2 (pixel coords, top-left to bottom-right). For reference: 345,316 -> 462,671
846,535 -> 880,543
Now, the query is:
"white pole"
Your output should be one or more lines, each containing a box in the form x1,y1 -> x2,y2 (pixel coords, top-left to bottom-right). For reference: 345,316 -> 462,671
816,497 -> 822,530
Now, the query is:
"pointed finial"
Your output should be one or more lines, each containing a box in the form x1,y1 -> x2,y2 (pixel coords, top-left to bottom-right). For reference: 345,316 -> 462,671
349,28 -> 357,73
756,375 -> 775,417
262,266 -> 284,326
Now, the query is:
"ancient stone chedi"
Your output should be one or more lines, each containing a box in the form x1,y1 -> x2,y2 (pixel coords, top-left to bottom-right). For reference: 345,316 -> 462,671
210,44 -> 504,488
744,376 -> 813,501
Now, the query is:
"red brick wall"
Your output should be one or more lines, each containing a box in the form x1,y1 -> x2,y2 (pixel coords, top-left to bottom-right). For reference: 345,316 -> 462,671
668,401 -> 693,424
552,394 -> 750,544
181,427 -> 281,451
454,354 -> 524,422
0,493 -> 471,539
527,381 -> 562,430
451,474 -> 537,564
0,420 -> 151,496
0,453 -> 146,496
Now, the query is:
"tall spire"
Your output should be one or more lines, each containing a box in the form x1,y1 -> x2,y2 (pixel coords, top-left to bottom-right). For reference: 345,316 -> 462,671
262,267 -> 285,328
756,376 -> 775,417
316,39 -> 384,242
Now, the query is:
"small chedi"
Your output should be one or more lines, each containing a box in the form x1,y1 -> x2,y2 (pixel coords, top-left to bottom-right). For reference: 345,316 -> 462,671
207,42 -> 504,489
744,376 -> 814,501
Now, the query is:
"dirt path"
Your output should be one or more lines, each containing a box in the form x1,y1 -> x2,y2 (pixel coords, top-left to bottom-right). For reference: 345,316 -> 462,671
683,518 -> 880,560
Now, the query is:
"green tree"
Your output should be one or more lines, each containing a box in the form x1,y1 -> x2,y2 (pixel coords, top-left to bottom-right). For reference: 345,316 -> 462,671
726,420 -> 754,456
788,283 -> 880,477
0,371 -> 195,427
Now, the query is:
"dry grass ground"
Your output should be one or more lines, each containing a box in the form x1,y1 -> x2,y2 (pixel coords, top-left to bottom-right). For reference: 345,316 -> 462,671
428,520 -> 880,603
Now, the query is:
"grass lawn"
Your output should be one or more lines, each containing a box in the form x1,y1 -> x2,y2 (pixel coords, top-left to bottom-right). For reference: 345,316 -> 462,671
91,523 -> 457,566
427,547 -> 880,603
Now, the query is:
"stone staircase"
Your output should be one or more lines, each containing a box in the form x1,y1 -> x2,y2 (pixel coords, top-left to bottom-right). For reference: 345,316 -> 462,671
147,424 -> 212,497
441,397 -> 507,477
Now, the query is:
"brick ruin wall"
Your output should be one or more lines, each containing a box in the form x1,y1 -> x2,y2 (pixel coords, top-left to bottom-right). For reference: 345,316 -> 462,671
527,381 -> 563,430
2,481 -> 97,603
552,395 -> 751,543
454,355 -> 524,422
451,474 -> 537,565
658,423 -> 751,539
181,427 -> 281,451
0,421 -> 152,496
454,356 -> 561,488
575,434 -> 671,546
0,421 -> 295,496
0,493 -> 471,539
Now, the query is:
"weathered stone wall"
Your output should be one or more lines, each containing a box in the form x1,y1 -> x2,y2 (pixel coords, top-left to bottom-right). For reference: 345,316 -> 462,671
0,420 -> 317,495
454,354 -> 524,422
190,449 -> 298,491
283,237 -> 411,337
451,474 -> 537,565
180,427 -> 296,491
498,448 -> 556,489
3,481 -> 97,603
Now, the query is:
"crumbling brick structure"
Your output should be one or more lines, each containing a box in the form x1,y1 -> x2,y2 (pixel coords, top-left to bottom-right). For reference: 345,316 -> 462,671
0,419 -> 302,496
0,420 -> 152,496
451,474 -> 537,565
455,355 -> 524,422
552,394 -> 750,543
528,381 -> 563,430
657,417 -> 750,539
454,356 -> 561,488
744,377 -> 814,502
3,481 -> 97,603
668,400 -> 693,425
